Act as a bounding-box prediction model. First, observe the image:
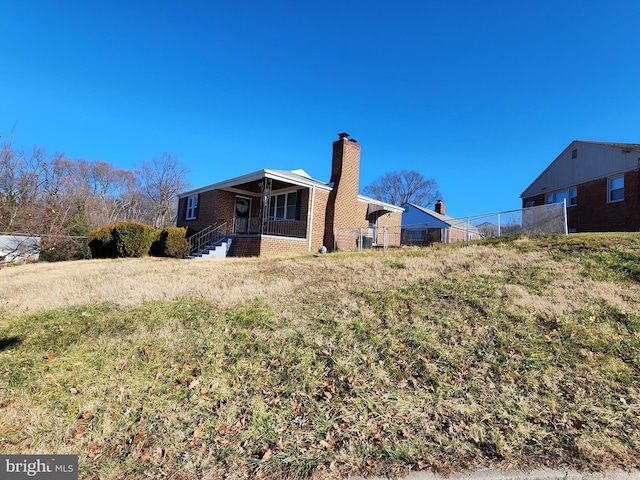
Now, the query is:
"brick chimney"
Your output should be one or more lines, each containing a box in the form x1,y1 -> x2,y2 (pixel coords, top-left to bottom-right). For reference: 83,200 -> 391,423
324,133 -> 361,249
435,200 -> 445,215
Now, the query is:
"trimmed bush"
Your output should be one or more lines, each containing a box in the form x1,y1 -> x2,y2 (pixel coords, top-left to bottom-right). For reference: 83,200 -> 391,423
159,226 -> 190,258
112,222 -> 155,257
88,225 -> 116,258
88,222 -> 155,258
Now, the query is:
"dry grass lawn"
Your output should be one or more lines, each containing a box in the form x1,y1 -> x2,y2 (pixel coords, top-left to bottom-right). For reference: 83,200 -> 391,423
1,234 -> 639,479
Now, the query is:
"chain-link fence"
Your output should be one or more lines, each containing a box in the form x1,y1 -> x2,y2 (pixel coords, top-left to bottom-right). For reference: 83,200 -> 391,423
333,226 -> 402,252
333,202 -> 567,251
466,201 -> 567,239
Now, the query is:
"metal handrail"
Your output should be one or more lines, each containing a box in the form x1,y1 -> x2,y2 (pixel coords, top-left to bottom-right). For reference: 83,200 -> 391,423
233,217 -> 307,238
187,222 -> 227,255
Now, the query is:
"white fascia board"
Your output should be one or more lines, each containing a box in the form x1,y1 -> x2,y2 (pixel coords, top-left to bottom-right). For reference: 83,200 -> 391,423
178,170 -> 268,198
357,194 -> 404,213
520,141 -> 578,199
179,169 -> 332,199
264,169 -> 332,192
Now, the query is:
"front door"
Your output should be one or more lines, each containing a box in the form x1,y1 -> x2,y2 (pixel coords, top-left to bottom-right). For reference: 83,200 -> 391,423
234,196 -> 252,234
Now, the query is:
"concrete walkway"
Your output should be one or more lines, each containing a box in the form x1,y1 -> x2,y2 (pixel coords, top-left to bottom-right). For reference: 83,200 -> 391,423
353,468 -> 640,480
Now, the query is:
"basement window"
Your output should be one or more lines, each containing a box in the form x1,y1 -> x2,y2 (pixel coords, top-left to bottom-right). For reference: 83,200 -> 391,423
608,176 -> 624,203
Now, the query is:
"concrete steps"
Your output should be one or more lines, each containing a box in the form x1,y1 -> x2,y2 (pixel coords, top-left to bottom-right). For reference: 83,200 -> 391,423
187,237 -> 233,259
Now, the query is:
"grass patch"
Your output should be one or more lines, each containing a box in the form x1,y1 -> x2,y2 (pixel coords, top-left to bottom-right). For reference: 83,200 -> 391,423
1,234 -> 640,479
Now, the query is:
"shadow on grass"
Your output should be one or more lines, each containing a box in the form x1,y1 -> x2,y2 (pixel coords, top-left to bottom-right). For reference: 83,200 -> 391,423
0,336 -> 22,351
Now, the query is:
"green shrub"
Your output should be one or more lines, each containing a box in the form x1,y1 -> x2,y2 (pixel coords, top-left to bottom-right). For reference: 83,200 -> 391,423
150,227 -> 190,258
161,227 -> 190,258
88,225 -> 116,258
149,229 -> 163,257
112,222 -> 155,257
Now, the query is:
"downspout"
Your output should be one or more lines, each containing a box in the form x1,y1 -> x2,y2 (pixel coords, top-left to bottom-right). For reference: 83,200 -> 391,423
308,185 -> 316,252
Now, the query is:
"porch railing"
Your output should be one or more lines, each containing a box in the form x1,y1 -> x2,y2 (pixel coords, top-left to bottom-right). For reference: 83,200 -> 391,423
233,217 -> 307,238
187,222 -> 227,255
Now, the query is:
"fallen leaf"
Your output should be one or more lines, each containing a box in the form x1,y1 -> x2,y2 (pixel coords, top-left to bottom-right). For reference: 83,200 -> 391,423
262,449 -> 273,461
140,453 -> 151,462
319,440 -> 334,450
193,419 -> 204,439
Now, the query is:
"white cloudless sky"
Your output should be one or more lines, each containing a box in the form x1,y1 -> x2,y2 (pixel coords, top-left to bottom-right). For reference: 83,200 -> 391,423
2,0 -> 639,217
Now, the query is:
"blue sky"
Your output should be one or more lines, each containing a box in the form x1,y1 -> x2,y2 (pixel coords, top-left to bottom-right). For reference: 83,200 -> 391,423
2,1 -> 639,217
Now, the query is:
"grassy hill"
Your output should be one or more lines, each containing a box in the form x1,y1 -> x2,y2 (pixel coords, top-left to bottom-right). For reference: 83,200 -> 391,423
1,234 -> 639,479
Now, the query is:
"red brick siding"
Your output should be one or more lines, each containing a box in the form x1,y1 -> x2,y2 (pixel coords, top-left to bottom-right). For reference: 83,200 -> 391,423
232,236 -> 261,257
259,236 -> 309,256
308,189 -> 329,252
232,235 -> 309,257
377,211 -> 403,246
522,170 -> 640,232
324,138 -> 361,249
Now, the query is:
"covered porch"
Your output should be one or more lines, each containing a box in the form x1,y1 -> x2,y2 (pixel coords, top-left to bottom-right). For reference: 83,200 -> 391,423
182,168 -> 331,256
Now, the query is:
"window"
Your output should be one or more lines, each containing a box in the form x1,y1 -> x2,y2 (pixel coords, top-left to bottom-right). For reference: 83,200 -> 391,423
569,187 -> 577,206
608,176 -> 624,202
525,201 -> 534,208
572,149 -> 578,159
185,195 -> 198,220
554,190 -> 569,205
544,189 -> 576,206
268,191 -> 298,220
546,190 -> 572,205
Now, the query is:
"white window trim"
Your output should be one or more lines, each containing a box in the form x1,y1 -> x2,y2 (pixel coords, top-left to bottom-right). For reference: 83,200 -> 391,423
608,175 -> 624,203
185,195 -> 198,220
268,191 -> 298,221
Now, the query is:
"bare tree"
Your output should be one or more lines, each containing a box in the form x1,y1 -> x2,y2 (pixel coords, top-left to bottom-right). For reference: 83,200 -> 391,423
362,170 -> 442,207
139,153 -> 191,229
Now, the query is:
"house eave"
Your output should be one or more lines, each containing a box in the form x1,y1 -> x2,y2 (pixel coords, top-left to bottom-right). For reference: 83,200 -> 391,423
357,194 -> 404,213
179,169 -> 332,199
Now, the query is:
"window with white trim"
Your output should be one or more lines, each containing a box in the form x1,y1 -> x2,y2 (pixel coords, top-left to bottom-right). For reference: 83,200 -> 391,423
268,191 -> 298,220
608,176 -> 624,203
185,194 -> 198,220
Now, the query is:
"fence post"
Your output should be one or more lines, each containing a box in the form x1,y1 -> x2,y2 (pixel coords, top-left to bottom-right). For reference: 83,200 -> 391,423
563,199 -> 568,234
497,213 -> 501,237
384,226 -> 388,250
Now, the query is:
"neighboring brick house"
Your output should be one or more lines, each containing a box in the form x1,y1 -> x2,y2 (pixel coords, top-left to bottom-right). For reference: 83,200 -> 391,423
176,133 -> 403,257
521,141 -> 640,232
401,201 -> 480,244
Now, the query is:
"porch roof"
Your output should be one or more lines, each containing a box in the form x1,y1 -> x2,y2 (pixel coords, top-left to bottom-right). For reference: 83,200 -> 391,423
179,168 -> 332,198
357,194 -> 404,214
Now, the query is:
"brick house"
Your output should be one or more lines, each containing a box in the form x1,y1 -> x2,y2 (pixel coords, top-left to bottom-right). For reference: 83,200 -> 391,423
401,201 -> 480,244
521,141 -> 640,232
176,133 -> 403,257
